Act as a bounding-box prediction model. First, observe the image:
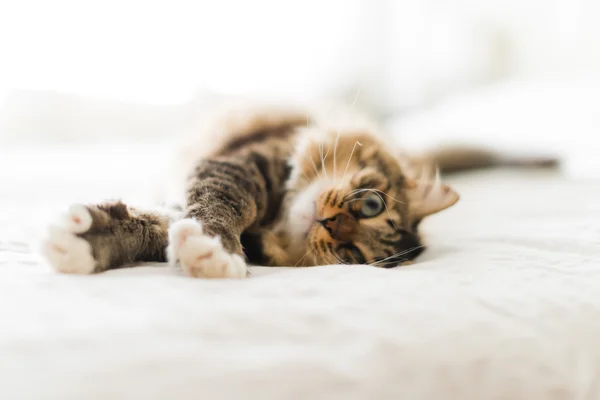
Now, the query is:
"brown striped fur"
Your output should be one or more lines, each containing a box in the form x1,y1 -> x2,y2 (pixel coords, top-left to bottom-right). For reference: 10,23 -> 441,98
52,107 -> 558,275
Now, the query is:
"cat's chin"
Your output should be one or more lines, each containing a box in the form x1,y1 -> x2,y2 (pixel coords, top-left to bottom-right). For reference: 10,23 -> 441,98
287,210 -> 316,249
287,179 -> 325,238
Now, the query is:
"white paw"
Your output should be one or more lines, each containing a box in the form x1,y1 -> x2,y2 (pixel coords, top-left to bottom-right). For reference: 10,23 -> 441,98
41,205 -> 96,274
63,204 -> 93,233
167,219 -> 247,279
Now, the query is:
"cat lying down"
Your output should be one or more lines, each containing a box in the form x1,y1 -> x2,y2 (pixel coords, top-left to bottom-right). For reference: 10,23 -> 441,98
41,107 -> 558,278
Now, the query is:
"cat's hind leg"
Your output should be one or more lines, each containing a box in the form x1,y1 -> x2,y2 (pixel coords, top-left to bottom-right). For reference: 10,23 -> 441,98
42,201 -> 180,274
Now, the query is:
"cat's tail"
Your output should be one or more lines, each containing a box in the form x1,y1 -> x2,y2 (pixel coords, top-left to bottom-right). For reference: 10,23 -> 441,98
414,145 -> 560,175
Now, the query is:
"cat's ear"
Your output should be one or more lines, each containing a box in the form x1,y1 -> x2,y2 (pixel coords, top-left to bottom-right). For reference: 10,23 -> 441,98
404,173 -> 459,219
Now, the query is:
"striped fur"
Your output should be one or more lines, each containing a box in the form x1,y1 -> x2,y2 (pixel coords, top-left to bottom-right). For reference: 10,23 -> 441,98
44,106 -> 558,276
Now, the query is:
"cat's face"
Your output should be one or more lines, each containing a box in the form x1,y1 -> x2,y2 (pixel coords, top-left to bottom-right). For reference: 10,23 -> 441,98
286,127 -> 459,267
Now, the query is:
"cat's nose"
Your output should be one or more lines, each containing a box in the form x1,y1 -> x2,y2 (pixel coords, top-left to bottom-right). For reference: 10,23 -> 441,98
318,213 -> 357,241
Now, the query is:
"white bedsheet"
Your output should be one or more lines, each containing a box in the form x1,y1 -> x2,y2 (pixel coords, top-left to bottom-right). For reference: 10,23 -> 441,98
1,144 -> 600,400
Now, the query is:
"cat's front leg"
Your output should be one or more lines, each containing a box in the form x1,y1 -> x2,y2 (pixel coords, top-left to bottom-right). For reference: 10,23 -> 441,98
41,204 -> 98,274
42,202 -> 173,274
167,219 -> 247,279
168,155 -> 276,279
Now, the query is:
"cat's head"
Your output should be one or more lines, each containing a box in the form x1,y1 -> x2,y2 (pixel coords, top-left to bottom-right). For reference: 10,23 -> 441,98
285,126 -> 459,267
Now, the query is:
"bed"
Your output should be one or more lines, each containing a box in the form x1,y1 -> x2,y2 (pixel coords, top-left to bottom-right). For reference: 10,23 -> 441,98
0,139 -> 600,399
1,137 -> 599,399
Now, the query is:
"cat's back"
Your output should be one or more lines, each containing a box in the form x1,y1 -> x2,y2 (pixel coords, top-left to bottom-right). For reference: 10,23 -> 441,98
159,105 -> 308,205
179,105 -> 307,167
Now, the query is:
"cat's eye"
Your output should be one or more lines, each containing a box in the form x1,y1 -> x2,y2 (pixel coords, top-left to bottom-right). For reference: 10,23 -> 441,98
360,193 -> 384,218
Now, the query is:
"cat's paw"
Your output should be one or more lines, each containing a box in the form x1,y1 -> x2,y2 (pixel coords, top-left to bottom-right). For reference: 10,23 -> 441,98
167,219 -> 247,279
41,205 -> 97,274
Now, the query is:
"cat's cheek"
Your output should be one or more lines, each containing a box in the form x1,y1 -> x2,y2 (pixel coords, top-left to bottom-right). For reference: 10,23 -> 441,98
306,225 -> 333,262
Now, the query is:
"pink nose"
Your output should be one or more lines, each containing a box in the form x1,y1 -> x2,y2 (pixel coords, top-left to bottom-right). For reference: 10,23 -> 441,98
318,213 -> 357,241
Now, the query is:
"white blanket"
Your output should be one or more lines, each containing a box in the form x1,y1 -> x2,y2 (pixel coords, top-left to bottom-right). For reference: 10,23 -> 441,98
1,144 -> 600,400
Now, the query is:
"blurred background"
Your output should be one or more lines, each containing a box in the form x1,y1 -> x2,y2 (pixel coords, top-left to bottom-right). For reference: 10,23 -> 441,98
0,0 -> 599,176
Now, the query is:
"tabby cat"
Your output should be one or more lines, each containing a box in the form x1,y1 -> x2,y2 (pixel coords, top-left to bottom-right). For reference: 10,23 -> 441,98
41,107 -> 557,278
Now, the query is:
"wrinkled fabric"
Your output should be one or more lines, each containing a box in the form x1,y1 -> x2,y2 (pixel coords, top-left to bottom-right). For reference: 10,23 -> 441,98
1,145 -> 599,400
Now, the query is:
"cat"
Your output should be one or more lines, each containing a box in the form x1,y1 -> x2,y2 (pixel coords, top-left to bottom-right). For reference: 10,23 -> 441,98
41,106 -> 558,278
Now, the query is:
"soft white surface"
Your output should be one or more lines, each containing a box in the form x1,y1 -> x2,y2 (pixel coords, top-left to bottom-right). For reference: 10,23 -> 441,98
1,145 -> 600,400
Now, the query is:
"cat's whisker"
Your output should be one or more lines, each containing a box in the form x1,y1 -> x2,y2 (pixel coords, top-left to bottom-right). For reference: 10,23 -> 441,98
378,245 -> 424,264
301,171 -> 311,183
344,188 -> 405,205
320,142 -> 329,180
372,258 -> 415,268
318,103 -> 334,181
310,242 -> 329,267
333,85 -> 363,184
341,141 -> 362,186
369,245 -> 425,267
315,101 -> 339,181
322,145 -> 330,168
303,152 -> 321,178
328,250 -> 346,265
317,254 -> 328,266
294,248 -> 309,266
333,130 -> 341,183
318,144 -> 325,177
334,250 -> 347,265
294,250 -> 311,267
